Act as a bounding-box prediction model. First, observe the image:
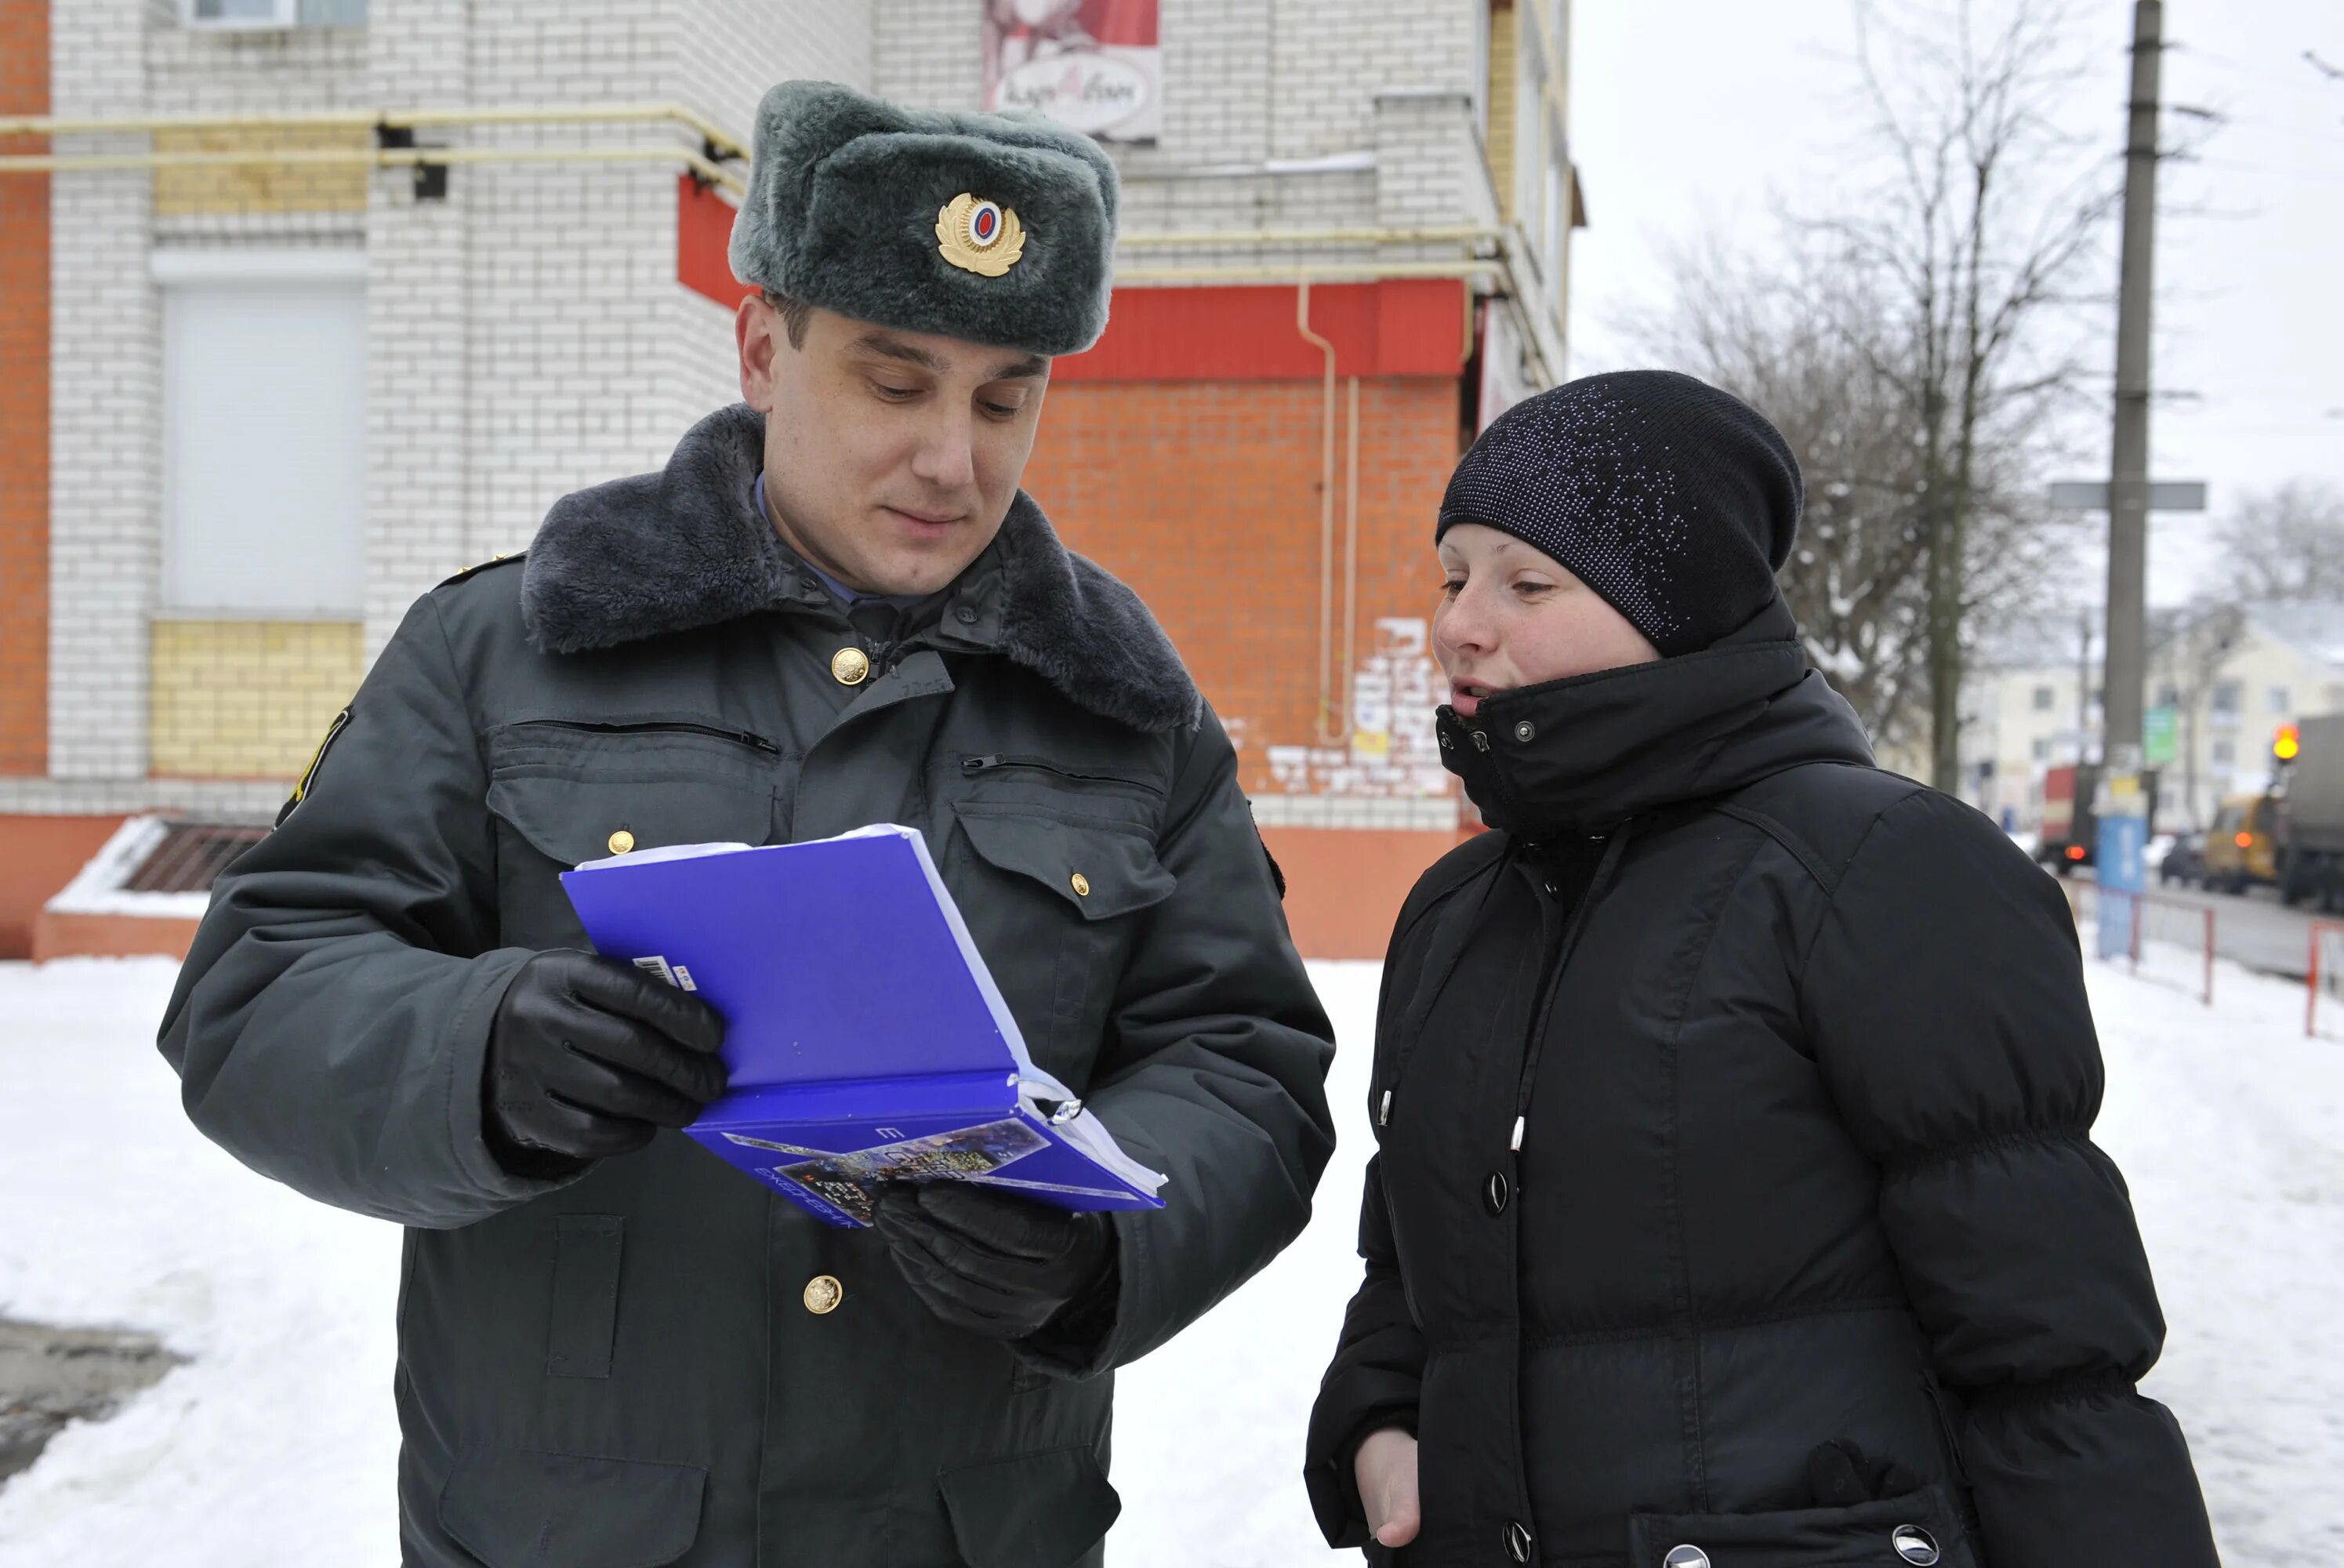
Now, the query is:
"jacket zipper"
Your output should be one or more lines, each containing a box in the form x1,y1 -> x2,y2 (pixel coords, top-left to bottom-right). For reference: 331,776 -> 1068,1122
960,754 -> 1164,792
512,718 -> 782,755
1509,826 -> 1635,1133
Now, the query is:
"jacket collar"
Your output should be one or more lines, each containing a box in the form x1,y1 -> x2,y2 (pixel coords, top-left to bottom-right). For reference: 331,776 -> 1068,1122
1439,597 -> 1875,838
517,403 -> 1202,733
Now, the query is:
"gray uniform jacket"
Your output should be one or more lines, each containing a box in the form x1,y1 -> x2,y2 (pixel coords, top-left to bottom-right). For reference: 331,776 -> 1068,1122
159,404 -> 1338,1568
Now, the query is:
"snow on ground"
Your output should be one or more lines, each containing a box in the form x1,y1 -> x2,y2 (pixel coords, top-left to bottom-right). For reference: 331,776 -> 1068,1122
0,953 -> 2336,1565
0,959 -> 401,1562
2086,953 -> 2344,1563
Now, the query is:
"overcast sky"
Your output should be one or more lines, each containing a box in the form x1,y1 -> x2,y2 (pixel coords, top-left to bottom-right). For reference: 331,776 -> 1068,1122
1566,0 -> 2344,608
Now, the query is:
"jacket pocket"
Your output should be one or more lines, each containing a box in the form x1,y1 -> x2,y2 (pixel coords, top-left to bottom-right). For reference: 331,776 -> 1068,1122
484,720 -> 778,946
957,808 -> 1177,921
546,1214 -> 622,1379
438,1446 -> 706,1568
1626,1483 -> 1974,1567
935,1444 -> 1121,1568
487,720 -> 778,864
952,808 -> 1177,1084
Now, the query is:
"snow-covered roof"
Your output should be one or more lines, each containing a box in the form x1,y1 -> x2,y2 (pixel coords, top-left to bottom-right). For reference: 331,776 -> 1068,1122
2244,602 -> 2344,670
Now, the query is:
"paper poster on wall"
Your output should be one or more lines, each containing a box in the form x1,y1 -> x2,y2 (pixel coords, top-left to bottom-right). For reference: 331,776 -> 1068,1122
982,0 -> 1162,143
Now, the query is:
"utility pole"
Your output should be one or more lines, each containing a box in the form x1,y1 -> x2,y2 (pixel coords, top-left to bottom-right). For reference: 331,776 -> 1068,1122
2102,0 -> 2163,775
2089,0 -> 2165,960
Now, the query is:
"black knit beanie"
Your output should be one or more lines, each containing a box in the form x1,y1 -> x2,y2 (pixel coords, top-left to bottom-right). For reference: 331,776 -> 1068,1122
1436,369 -> 1802,656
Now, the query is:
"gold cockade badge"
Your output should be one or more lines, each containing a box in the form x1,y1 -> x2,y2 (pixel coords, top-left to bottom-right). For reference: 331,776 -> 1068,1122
935,193 -> 1027,278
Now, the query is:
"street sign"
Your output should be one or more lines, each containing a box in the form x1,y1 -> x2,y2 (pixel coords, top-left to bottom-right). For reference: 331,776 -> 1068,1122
2143,705 -> 2178,766
2047,480 -> 2208,513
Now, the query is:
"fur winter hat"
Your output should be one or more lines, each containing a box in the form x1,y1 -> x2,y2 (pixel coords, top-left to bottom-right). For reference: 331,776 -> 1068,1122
1438,370 -> 1804,657
728,80 -> 1120,358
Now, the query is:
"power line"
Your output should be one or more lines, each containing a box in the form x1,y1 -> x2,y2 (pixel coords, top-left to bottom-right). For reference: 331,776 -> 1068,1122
2186,109 -> 2344,154
2184,154 -> 2344,187
2174,42 -> 2342,103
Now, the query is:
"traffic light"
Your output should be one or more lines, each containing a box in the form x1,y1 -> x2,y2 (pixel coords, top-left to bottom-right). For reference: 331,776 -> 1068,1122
2275,722 -> 2301,763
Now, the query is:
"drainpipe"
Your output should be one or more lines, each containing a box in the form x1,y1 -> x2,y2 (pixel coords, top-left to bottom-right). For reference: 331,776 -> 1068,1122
1297,281 -> 1344,746
1344,373 -> 1361,746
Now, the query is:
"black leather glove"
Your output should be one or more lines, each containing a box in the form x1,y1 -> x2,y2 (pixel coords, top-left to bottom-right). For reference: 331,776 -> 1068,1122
484,949 -> 729,1171
873,1183 -> 1116,1341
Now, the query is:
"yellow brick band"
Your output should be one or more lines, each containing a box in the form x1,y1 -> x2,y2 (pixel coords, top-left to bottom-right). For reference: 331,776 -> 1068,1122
150,619 -> 365,780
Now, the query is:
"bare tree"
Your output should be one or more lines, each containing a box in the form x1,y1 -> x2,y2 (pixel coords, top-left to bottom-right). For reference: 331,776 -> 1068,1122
1629,233 -> 2077,755
1830,0 -> 2117,789
1626,2 -> 2113,783
1625,239 -> 1927,745
2148,598 -> 2245,828
2215,481 -> 2344,602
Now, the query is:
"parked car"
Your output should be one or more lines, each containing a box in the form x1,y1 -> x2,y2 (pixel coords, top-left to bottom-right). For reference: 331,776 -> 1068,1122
2158,831 -> 2205,888
2202,795 -> 2280,895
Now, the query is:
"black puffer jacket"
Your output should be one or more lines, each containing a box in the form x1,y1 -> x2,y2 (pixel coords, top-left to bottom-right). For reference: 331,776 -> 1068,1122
1305,603 -> 2217,1568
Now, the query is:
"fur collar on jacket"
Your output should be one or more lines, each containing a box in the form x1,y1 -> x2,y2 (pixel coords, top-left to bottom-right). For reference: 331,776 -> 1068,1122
519,403 -> 1201,733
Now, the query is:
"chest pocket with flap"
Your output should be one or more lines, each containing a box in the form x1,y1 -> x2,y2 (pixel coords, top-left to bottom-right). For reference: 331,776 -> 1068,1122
948,797 -> 1177,1087
484,718 -> 779,949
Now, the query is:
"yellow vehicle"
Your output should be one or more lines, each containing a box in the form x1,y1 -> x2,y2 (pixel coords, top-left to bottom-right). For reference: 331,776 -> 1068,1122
2201,793 -> 2280,893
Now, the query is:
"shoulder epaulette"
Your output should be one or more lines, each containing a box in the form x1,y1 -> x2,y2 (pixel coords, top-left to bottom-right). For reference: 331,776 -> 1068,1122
437,551 -> 526,588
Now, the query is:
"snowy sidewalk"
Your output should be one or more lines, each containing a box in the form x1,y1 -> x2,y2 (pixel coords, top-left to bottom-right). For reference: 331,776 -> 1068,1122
0,954 -> 2335,1565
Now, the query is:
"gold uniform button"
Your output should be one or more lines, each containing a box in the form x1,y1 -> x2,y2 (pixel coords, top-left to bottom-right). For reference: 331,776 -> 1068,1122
1070,873 -> 1090,898
802,1274 -> 844,1315
607,829 -> 636,855
831,647 -> 871,686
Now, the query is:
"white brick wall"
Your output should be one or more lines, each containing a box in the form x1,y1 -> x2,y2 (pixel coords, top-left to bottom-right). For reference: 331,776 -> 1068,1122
679,0 -> 871,129
40,0 -> 865,804
1373,89 -> 1495,230
871,0 -> 1502,278
362,0 -> 473,650
31,0 -> 1560,815
662,2 -> 874,429
1155,0 -> 1272,165
1269,0 -> 1478,160
872,0 -> 981,113
868,0 -> 1479,166
49,0 -> 158,782
143,9 -> 369,114
0,776 -> 288,817
440,0 -> 869,581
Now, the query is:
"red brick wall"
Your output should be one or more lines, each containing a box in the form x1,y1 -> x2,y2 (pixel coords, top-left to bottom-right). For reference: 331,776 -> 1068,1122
1020,284 -> 1478,954
0,0 -> 49,776
1029,375 -> 1463,799
0,815 -> 123,960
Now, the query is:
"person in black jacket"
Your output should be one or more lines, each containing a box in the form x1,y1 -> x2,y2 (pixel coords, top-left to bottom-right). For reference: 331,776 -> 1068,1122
1304,371 -> 2219,1568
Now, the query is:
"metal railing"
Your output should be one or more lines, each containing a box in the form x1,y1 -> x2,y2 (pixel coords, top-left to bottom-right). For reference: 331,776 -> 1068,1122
0,103 -> 752,197
0,111 -> 1545,347
2310,919 -> 2344,1040
2064,882 -> 2216,1006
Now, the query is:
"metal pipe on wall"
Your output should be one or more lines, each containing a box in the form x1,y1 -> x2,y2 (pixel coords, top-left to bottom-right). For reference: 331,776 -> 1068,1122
1296,281 -> 1343,747
0,103 -> 750,195
0,143 -> 742,194
0,102 -> 751,162
1343,375 -> 1361,749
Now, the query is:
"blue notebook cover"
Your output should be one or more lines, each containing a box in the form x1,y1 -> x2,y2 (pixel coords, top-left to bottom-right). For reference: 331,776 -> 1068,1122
558,825 -> 1169,1229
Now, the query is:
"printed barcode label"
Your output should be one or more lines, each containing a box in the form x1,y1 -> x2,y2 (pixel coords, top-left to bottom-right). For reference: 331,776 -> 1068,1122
632,955 -> 677,986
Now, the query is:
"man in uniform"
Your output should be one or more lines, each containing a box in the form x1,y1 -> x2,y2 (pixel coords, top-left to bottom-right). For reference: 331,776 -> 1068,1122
161,80 -> 1335,1566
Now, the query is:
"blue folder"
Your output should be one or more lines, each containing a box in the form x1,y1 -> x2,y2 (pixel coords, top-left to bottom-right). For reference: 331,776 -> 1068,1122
559,825 -> 1169,1229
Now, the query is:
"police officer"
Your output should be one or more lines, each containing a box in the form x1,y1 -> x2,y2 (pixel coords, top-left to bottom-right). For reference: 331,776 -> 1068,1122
162,81 -> 1335,1567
